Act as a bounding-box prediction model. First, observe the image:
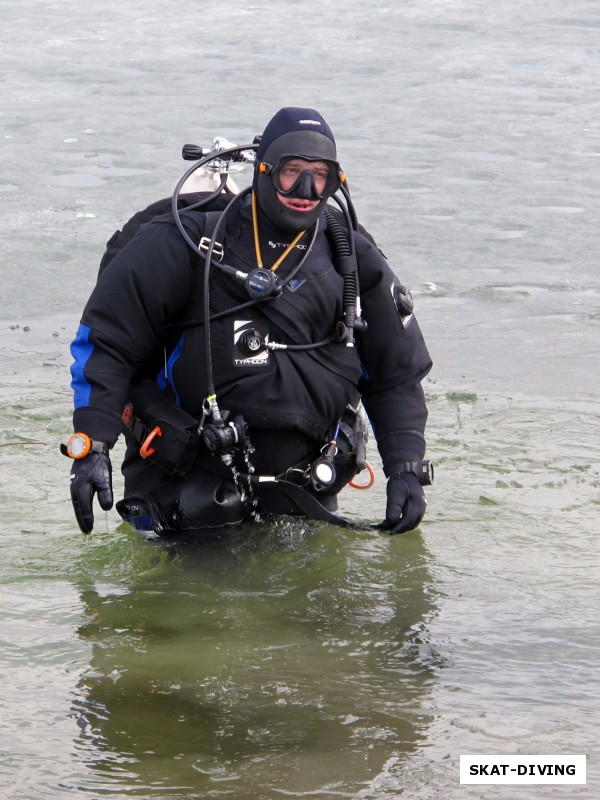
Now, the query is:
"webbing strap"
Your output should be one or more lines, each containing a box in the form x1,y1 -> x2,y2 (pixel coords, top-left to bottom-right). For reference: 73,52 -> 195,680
257,479 -> 369,530
198,210 -> 225,260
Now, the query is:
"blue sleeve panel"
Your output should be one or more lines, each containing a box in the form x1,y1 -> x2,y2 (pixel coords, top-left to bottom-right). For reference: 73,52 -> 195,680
71,323 -> 139,447
70,324 -> 93,409
156,334 -> 184,406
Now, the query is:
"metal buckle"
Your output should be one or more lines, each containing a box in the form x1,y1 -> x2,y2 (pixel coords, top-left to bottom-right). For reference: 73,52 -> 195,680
199,237 -> 224,262
283,467 -> 311,487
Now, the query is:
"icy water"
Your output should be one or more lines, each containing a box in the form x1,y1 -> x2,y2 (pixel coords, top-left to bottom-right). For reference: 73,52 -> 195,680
1,0 -> 599,798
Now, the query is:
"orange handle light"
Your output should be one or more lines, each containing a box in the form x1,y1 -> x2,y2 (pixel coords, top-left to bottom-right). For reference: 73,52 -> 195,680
140,426 -> 162,458
349,460 -> 375,490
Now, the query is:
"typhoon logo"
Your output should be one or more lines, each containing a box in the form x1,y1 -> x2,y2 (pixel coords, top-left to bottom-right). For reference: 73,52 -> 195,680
232,320 -> 270,367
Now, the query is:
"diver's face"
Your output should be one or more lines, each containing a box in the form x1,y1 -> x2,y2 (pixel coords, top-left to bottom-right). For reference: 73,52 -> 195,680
275,158 -> 330,213
255,148 -> 339,233
276,158 -> 331,194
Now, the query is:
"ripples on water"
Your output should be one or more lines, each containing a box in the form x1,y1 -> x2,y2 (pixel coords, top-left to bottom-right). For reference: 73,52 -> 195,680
2,0 -> 599,797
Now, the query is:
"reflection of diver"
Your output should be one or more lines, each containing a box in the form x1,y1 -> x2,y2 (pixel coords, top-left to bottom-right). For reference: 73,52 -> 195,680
63,106 -> 433,537
72,524 -> 440,795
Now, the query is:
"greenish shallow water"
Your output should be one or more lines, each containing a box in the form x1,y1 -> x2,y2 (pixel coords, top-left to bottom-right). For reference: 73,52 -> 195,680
2,0 -> 600,797
2,334 -> 598,797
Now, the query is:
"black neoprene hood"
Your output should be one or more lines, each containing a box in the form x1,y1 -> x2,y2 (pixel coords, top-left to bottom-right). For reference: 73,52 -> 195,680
256,107 -> 337,163
254,107 -> 339,233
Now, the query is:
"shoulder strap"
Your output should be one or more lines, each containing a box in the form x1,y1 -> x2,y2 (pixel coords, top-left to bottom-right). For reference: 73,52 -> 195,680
203,210 -> 223,242
98,193 -> 232,276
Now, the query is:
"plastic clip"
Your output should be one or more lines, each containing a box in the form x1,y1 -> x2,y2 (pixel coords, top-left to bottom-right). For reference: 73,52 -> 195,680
140,426 -> 162,458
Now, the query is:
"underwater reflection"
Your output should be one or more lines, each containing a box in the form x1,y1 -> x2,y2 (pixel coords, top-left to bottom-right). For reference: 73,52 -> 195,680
72,519 -> 441,798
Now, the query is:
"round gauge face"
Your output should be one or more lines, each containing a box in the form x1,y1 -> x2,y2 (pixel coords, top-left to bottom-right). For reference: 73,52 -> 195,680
67,433 -> 91,459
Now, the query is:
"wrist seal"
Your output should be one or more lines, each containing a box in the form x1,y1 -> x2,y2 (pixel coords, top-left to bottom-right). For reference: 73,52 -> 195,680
390,459 -> 434,486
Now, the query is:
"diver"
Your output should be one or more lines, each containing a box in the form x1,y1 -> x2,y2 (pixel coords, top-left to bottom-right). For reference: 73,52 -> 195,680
63,107 -> 434,535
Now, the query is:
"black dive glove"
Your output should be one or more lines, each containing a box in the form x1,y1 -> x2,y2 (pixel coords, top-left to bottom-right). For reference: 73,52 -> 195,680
62,435 -> 113,533
69,452 -> 113,534
380,468 -> 430,535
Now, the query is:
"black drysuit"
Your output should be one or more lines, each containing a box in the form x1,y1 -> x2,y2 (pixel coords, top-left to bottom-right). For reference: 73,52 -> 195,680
70,194 -> 432,530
